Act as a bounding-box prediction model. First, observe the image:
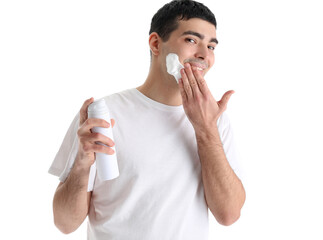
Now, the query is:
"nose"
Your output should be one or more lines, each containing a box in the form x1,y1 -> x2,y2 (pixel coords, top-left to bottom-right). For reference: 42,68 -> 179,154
194,43 -> 209,61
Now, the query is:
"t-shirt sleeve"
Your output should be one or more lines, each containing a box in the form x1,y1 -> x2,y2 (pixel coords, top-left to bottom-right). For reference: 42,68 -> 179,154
48,112 -> 96,192
217,112 -> 244,181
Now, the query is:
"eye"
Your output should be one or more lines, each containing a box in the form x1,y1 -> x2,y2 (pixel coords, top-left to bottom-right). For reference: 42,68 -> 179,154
208,45 -> 215,51
185,38 -> 196,44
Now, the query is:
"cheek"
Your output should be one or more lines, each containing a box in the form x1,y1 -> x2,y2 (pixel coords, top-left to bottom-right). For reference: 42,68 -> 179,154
179,53 -> 192,66
173,45 -> 192,64
204,57 -> 215,75
175,49 -> 187,64
209,55 -> 215,68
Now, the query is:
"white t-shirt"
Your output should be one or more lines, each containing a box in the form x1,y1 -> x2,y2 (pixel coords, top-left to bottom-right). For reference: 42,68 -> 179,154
49,88 -> 243,240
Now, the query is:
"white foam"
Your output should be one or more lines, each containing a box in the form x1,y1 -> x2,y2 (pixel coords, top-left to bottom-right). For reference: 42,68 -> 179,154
166,53 -> 184,83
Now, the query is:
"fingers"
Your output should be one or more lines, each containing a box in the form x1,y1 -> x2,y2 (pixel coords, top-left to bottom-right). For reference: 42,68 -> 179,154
77,99 -> 117,163
81,140 -> 115,155
191,66 -> 209,96
77,98 -> 117,157
78,118 -> 110,136
79,132 -> 115,155
80,97 -> 94,125
184,63 -> 201,97
218,90 -> 235,109
178,76 -> 188,104
180,63 -> 208,101
85,132 -> 115,147
92,143 -> 115,155
78,126 -> 115,156
110,118 -> 116,128
180,64 -> 193,99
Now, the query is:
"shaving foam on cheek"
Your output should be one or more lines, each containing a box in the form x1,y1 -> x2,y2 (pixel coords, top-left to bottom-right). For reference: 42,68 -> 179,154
166,53 -> 184,83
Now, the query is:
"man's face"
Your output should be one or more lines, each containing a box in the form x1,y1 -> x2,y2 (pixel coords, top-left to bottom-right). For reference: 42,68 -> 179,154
161,18 -> 218,77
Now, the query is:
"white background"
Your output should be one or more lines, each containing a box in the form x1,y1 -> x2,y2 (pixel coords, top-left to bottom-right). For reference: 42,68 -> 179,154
1,0 -> 322,239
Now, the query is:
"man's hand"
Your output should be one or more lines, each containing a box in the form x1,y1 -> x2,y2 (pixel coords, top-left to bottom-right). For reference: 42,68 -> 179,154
178,63 -> 234,134
179,64 -> 245,225
76,97 -> 116,169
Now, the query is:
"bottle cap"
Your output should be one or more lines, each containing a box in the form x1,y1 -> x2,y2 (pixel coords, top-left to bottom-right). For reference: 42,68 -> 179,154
88,99 -> 108,113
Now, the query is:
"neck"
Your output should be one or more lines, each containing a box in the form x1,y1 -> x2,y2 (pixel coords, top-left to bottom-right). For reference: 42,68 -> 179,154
136,65 -> 183,106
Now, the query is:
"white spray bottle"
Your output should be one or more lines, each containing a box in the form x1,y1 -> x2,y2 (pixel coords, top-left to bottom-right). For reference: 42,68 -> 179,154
88,99 -> 119,181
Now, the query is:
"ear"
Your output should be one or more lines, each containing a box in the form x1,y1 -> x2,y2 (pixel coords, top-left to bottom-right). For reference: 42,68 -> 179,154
149,32 -> 161,56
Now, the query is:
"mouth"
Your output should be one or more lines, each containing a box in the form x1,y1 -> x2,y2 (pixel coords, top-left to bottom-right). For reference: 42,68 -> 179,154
190,64 -> 206,72
183,59 -> 208,71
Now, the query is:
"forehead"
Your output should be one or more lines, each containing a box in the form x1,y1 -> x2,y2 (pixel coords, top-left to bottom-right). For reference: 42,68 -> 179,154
174,18 -> 217,38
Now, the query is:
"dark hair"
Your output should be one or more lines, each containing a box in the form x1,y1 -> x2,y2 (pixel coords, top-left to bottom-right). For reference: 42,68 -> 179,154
149,0 -> 217,42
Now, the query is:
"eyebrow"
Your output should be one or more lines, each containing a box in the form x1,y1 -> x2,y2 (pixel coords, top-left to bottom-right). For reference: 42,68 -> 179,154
181,30 -> 218,44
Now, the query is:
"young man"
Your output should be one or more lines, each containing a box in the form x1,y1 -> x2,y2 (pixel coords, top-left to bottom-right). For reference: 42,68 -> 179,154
49,0 -> 246,239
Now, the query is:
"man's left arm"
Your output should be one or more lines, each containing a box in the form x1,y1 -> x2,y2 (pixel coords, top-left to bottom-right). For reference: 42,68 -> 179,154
179,63 -> 246,226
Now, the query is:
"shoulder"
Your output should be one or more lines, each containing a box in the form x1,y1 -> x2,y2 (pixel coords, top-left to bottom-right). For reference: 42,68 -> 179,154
99,88 -> 136,104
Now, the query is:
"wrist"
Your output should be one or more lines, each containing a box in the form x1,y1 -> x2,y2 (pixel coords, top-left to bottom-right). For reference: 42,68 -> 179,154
73,154 -> 92,176
195,125 -> 222,145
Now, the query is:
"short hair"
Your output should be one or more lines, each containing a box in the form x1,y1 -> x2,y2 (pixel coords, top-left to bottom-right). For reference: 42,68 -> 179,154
149,0 -> 217,42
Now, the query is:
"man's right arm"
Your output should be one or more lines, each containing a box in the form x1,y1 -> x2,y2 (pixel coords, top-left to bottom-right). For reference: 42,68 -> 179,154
53,159 -> 92,234
52,97 -> 115,234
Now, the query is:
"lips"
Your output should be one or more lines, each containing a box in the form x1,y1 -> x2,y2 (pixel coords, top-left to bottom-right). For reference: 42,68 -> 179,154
183,59 -> 208,70
190,63 -> 206,70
